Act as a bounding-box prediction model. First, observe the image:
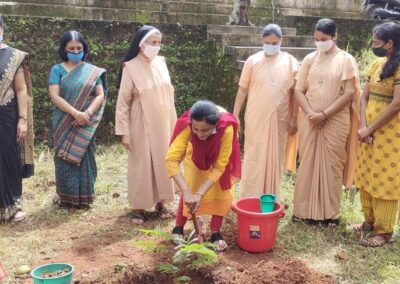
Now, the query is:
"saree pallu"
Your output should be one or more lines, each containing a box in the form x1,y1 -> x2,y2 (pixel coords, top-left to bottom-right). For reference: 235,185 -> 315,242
0,47 -> 34,221
52,62 -> 107,206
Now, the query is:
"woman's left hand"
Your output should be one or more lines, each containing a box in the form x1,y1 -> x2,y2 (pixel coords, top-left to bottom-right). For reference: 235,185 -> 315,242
17,118 -> 28,143
358,126 -> 373,143
306,112 -> 325,126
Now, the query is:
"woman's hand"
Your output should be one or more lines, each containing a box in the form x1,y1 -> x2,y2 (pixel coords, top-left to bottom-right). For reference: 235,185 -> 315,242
190,193 -> 203,213
17,118 -> 28,143
72,111 -> 90,126
288,116 -> 298,135
358,126 -> 373,145
306,112 -> 326,126
121,135 -> 132,151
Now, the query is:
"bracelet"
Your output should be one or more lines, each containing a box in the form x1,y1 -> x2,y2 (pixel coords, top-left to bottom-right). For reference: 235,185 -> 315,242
368,125 -> 374,134
196,192 -> 204,197
321,111 -> 328,119
19,115 -> 27,120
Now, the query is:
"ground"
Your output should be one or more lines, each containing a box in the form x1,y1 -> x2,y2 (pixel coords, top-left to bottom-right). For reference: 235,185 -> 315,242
0,145 -> 399,283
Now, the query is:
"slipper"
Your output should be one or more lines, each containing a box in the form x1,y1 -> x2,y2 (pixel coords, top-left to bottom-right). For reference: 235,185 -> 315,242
172,226 -> 185,246
156,203 -> 174,219
349,222 -> 373,232
361,234 -> 393,247
326,219 -> 340,228
13,211 -> 27,222
52,194 -> 61,205
210,232 -> 228,252
132,210 -> 145,225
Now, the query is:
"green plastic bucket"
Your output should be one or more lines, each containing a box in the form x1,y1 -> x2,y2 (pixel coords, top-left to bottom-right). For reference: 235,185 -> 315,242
259,194 -> 276,213
31,263 -> 74,284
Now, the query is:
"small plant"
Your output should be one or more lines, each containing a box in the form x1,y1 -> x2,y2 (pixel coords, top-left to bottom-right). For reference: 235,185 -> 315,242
156,262 -> 180,275
173,230 -> 217,269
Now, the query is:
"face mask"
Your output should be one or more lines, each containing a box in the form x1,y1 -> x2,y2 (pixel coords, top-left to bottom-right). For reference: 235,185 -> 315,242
372,46 -> 388,57
263,43 -> 281,56
143,45 -> 160,60
66,51 -> 84,63
315,40 -> 334,52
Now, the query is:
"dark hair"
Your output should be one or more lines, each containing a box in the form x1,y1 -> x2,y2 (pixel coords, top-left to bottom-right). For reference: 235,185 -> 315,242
116,25 -> 160,88
58,31 -> 89,62
315,18 -> 337,37
190,100 -> 220,126
373,22 -> 400,81
262,24 -> 282,39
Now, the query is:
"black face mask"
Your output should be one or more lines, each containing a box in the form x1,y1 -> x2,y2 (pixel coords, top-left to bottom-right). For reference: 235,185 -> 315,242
372,46 -> 388,57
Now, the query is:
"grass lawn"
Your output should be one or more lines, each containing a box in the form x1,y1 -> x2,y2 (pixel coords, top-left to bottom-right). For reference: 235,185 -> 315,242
0,144 -> 399,283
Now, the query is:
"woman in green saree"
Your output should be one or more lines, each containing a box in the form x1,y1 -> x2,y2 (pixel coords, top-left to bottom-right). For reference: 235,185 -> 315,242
49,31 -> 107,207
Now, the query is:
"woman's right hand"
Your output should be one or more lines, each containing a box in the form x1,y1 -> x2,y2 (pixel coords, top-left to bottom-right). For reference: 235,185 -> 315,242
121,135 -> 132,151
72,111 -> 90,126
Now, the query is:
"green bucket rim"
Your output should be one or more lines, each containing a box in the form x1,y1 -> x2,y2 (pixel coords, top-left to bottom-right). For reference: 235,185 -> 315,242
31,263 -> 74,280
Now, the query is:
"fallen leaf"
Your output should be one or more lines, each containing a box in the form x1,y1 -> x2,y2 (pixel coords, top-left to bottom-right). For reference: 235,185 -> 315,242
336,250 -> 349,260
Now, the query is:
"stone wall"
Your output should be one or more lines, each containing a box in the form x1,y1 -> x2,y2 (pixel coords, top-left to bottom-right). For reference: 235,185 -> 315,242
2,15 -> 237,144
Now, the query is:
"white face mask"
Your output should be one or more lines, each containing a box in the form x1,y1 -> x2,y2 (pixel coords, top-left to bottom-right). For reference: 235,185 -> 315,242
315,40 -> 334,53
263,43 -> 281,56
143,44 -> 160,60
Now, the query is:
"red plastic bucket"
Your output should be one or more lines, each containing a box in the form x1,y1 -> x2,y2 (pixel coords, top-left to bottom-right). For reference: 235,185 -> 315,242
232,197 -> 285,253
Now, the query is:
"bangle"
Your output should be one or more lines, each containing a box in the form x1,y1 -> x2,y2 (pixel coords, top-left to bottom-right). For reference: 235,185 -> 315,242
321,111 -> 328,119
368,125 -> 374,134
19,115 -> 27,120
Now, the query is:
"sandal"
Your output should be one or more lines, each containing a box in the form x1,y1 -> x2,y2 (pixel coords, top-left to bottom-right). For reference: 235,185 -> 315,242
172,226 -> 184,246
132,210 -> 145,225
210,232 -> 228,252
361,233 -> 393,247
156,203 -> 173,219
349,222 -> 373,232
13,211 -> 27,222
325,219 -> 340,228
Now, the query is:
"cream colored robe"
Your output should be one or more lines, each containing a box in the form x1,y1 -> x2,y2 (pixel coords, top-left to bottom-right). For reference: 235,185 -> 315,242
293,49 -> 360,220
240,51 -> 299,198
115,54 -> 176,209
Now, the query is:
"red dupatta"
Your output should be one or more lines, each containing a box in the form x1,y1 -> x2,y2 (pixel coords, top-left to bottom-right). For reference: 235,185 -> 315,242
170,110 -> 241,190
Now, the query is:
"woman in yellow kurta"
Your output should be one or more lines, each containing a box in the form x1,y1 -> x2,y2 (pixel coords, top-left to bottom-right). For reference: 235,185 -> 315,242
293,18 -> 360,226
233,24 -> 299,199
166,101 -> 241,252
353,22 -> 400,247
115,26 -> 177,224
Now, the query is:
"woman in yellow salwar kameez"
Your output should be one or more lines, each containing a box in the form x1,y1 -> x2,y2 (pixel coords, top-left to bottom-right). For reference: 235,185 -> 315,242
293,18 -> 360,226
165,101 -> 241,252
353,22 -> 400,247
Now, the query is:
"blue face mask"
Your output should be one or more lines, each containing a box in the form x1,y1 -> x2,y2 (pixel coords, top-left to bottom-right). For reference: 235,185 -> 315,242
263,43 -> 280,56
66,51 -> 84,63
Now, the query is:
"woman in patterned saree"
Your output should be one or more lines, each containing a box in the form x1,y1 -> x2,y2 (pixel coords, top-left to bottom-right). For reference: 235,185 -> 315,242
49,31 -> 107,207
0,16 -> 34,222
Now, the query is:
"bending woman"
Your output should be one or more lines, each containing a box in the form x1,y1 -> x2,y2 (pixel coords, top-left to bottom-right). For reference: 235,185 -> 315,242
166,100 -> 241,252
